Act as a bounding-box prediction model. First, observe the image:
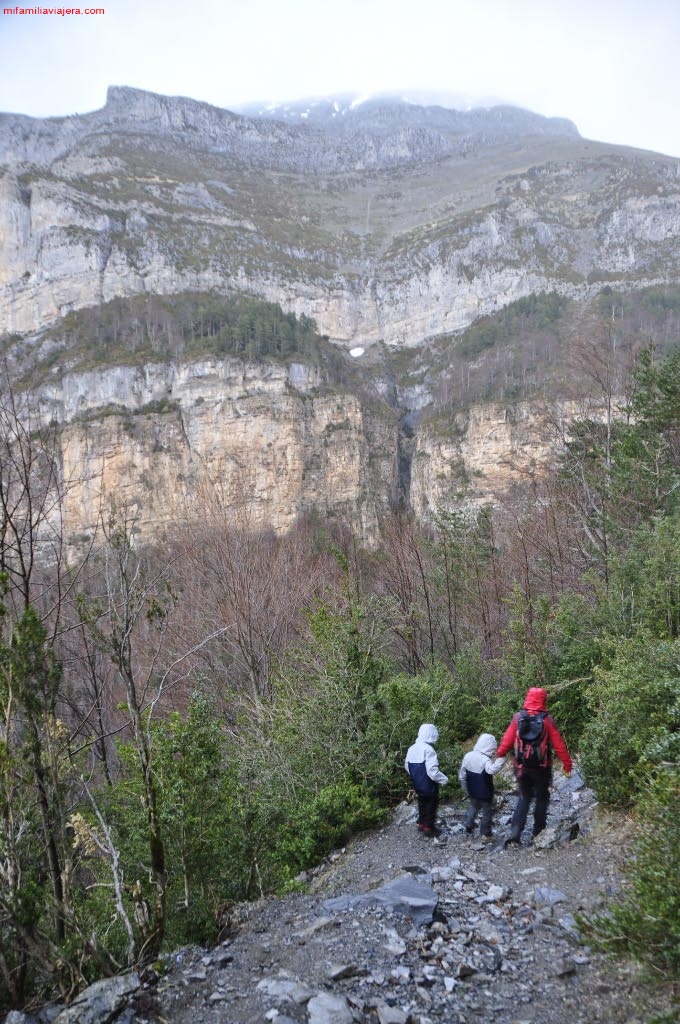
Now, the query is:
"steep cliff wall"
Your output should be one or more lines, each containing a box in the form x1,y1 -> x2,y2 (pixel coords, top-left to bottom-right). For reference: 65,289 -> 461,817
36,358 -> 398,546
3,89 -> 678,547
3,89 -> 680,346
31,352 -> 575,550
410,402 -> 578,518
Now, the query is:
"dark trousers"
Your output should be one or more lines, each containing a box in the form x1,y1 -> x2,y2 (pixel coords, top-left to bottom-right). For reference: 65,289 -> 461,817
416,789 -> 439,829
465,798 -> 493,836
510,768 -> 552,839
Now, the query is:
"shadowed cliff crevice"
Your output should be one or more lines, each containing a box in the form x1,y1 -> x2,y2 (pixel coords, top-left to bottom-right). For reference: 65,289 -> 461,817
391,411 -> 417,513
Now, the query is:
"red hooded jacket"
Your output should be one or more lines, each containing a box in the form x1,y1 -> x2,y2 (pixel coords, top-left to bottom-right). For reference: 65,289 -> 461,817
497,687 -> 572,773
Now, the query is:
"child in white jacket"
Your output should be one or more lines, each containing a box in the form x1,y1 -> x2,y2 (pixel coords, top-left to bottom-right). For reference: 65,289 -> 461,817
458,733 -> 506,838
405,723 -> 449,836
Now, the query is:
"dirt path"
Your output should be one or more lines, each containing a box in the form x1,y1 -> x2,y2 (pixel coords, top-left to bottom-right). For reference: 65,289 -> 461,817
146,775 -> 678,1024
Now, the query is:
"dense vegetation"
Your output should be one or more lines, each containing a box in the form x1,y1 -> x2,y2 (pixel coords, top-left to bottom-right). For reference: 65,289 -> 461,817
425,283 -> 680,412
1,322 -> 680,1013
11,291 -> 349,383
9,283 -> 680,411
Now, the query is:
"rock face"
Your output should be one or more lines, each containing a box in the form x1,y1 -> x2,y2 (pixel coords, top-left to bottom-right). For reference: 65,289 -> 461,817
30,352 -> 577,549
410,402 -> 570,520
39,358 -> 397,545
3,87 -> 680,543
2,87 -> 680,345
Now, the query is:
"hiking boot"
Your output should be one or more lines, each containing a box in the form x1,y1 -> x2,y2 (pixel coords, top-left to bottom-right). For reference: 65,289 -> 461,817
503,831 -> 521,848
464,825 -> 474,835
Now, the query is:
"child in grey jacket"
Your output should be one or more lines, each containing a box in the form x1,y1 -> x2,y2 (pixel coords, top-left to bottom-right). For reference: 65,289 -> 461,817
458,733 -> 506,837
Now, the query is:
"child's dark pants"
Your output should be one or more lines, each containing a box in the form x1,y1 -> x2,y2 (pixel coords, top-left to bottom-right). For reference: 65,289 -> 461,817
465,798 -> 493,836
416,790 -> 439,830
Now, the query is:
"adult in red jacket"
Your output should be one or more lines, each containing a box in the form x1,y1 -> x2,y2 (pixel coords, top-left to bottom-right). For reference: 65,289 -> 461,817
497,687 -> 573,846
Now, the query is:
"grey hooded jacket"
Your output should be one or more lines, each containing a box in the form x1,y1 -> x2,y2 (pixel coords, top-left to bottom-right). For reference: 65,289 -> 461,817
458,733 -> 506,801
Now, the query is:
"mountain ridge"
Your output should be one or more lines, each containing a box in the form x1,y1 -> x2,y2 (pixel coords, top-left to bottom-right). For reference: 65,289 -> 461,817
1,86 -> 582,171
0,85 -> 591,201
2,85 -> 679,346
3,86 -> 680,548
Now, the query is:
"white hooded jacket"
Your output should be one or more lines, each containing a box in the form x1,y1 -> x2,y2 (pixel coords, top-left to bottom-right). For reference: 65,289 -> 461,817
404,723 -> 449,793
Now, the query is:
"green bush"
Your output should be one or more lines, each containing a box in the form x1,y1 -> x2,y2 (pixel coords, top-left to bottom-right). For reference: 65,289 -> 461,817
539,676 -> 593,752
583,765 -> 680,980
578,636 -> 680,805
366,660 -> 483,798
609,512 -> 680,638
98,692 -> 247,949
270,782 -> 386,883
254,602 -> 388,799
501,589 -> 601,714
483,686 -> 526,743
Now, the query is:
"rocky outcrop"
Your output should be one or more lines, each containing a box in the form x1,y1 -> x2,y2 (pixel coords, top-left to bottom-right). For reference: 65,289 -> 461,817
410,402 -> 574,518
2,89 -> 680,344
35,357 -> 397,546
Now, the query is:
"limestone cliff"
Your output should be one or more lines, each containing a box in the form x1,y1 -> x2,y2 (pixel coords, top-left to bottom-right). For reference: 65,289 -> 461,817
35,357 -> 396,546
2,88 -> 680,346
3,88 -> 680,546
31,349 -> 575,550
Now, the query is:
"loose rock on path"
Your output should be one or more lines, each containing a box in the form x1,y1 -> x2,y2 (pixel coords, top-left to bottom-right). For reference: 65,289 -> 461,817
8,773 -> 678,1024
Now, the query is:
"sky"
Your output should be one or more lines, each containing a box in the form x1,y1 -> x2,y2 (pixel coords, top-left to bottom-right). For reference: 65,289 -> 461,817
1,0 -> 680,157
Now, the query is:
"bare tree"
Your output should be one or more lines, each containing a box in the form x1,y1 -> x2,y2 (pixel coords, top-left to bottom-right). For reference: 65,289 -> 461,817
169,479 -> 333,701
376,514 -> 435,673
0,374 -> 97,1002
78,507 -> 235,959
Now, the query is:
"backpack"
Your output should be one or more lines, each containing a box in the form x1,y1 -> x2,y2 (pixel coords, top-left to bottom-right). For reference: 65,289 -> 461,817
514,710 -> 549,769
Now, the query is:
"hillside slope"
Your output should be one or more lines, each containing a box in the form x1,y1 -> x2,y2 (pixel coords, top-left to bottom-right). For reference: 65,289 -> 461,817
34,778 -> 677,1024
